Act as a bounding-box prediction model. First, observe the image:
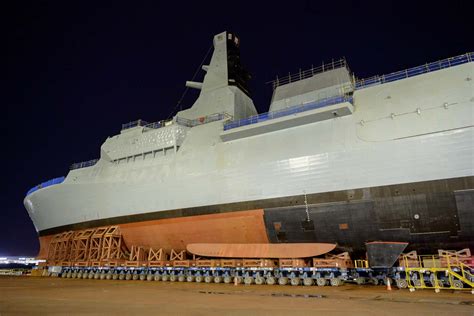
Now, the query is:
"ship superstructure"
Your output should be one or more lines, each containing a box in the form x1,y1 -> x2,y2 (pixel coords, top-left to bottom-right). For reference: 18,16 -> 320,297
24,32 -> 474,257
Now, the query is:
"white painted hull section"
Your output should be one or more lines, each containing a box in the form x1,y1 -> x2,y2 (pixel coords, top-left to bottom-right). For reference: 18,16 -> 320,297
24,62 -> 474,232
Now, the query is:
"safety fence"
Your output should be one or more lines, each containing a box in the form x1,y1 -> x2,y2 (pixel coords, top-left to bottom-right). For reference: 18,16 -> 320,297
268,58 -> 348,89
355,52 -> 473,89
224,95 -> 353,131
70,159 -> 99,170
26,176 -> 65,196
176,113 -> 228,127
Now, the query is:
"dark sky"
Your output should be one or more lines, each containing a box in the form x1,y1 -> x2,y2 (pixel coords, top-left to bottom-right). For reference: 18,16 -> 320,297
3,1 -> 473,256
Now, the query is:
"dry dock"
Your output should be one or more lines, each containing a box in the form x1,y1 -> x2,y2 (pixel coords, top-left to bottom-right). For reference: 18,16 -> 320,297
0,276 -> 473,315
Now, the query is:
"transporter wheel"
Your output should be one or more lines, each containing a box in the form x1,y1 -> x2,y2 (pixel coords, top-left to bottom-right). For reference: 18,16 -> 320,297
355,277 -> 365,285
119,273 -> 126,280
316,278 -> 327,287
396,278 -> 408,289
234,276 -> 243,284
303,278 -> 314,286
61,272 -> 67,278
195,276 -> 203,283
132,273 -> 139,281
244,276 -> 254,285
290,277 -> 301,286
154,274 -> 161,281
330,278 -> 342,287
83,272 -> 89,279
161,274 -> 169,282
204,276 -> 213,283
125,273 -> 132,281
186,275 -> 195,282
223,276 -> 232,284
146,274 -> 153,281
452,279 -> 464,289
266,276 -> 276,285
94,272 -> 100,279
370,277 -> 379,285
67,271 -> 72,278
429,274 -> 443,288
412,279 -> 422,287
100,272 -> 106,280
177,275 -> 185,282
76,271 -> 82,279
255,276 -> 264,285
169,275 -> 177,282
214,276 -> 222,284
139,274 -> 146,281
88,272 -> 94,279
278,277 -> 288,285
112,273 -> 118,280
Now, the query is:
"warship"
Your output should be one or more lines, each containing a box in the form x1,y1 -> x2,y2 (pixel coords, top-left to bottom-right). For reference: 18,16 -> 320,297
24,32 -> 474,258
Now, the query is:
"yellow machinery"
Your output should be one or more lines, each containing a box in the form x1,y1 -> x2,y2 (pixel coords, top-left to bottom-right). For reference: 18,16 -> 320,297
401,249 -> 473,293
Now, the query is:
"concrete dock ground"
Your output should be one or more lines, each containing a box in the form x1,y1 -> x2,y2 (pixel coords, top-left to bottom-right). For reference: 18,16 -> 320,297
0,276 -> 472,315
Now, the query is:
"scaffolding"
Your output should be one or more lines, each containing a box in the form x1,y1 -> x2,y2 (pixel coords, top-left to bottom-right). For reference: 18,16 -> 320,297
402,249 -> 474,292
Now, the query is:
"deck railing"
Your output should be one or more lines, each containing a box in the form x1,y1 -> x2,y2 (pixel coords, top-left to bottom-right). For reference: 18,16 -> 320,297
70,159 -> 99,170
26,176 -> 65,196
176,113 -> 229,127
224,94 -> 353,131
355,52 -> 473,89
121,119 -> 150,130
268,58 -> 348,89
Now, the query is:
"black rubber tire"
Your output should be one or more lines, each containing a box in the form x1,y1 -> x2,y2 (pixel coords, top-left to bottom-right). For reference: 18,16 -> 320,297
266,277 -> 276,285
330,278 -> 341,287
278,277 -> 288,285
290,277 -> 301,286
303,278 -> 314,286
244,277 -> 254,285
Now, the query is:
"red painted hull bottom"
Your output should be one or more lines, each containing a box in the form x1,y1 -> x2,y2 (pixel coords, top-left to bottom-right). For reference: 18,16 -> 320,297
187,243 -> 337,258
37,209 -> 270,259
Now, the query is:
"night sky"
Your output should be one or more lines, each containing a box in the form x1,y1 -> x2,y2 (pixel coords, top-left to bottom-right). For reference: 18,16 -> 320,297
3,1 -> 473,256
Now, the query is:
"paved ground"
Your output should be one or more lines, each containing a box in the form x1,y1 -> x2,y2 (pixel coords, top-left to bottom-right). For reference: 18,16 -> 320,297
0,276 -> 473,315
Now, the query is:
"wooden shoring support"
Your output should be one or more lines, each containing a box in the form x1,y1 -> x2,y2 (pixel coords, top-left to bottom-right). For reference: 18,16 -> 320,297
195,259 -> 220,267
313,252 -> 354,269
125,245 -> 148,267
87,227 -> 108,261
148,248 -> 166,261
438,248 -> 472,266
47,233 -> 62,264
100,226 -> 128,261
400,250 -> 419,267
220,259 -> 243,267
70,229 -> 95,262
278,259 -> 306,268
172,260 -> 194,267
243,259 -> 276,268
129,245 -> 147,262
170,249 -> 186,261
56,231 -> 74,262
